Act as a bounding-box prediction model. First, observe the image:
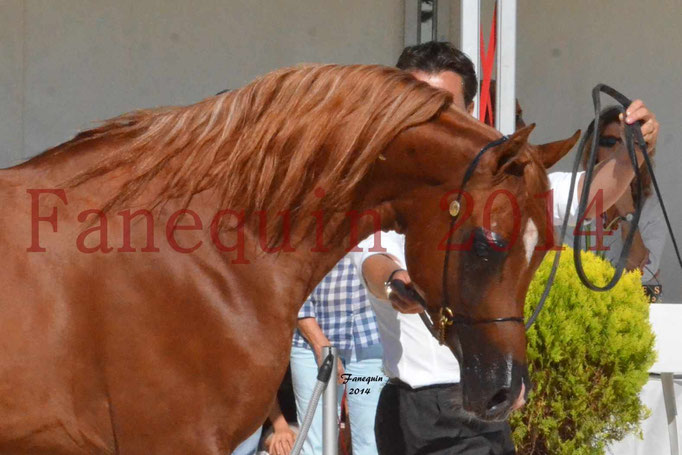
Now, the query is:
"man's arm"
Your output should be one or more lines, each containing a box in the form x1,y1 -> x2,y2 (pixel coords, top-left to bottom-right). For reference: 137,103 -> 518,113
350,231 -> 424,314
297,317 -> 331,359
578,100 -> 659,219
296,317 -> 345,383
296,302 -> 345,383
362,255 -> 423,314
295,298 -> 328,362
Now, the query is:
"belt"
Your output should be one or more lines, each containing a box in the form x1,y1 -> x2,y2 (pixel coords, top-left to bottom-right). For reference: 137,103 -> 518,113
387,377 -> 459,392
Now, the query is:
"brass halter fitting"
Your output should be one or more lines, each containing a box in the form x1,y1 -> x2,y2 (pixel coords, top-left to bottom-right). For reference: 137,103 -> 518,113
448,200 -> 460,217
438,307 -> 454,345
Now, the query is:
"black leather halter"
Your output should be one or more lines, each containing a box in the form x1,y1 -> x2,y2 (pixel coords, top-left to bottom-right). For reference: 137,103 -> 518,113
398,135 -> 526,345
434,135 -> 525,343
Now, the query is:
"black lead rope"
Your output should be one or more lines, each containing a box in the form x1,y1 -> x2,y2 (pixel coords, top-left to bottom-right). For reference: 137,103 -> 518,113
528,83 -> 682,328
527,85 -> 645,327
575,84 -> 682,289
572,85 -> 643,291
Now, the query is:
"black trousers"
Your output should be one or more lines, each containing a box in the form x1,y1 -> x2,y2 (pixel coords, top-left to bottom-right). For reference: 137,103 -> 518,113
375,382 -> 516,455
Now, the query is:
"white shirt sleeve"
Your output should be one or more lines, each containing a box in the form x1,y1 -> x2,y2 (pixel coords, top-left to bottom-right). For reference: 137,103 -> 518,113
349,231 -> 406,279
639,197 -> 668,282
548,171 -> 585,227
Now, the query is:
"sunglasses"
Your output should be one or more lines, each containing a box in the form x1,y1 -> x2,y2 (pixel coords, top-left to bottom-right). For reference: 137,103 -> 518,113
598,136 -> 622,148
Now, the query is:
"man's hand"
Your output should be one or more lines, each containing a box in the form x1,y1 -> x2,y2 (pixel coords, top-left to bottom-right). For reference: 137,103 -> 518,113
267,400 -> 297,455
312,342 -> 346,385
266,426 -> 296,455
362,255 -> 424,314
624,99 -> 659,152
298,318 -> 345,384
511,383 -> 526,411
580,99 -> 659,219
386,270 -> 425,314
638,251 -> 651,274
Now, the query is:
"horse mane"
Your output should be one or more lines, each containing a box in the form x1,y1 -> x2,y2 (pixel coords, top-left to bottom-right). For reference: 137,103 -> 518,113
55,64 -> 453,238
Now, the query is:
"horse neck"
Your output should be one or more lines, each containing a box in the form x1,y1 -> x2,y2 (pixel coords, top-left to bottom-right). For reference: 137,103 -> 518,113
258,207 -> 396,307
348,108 -> 499,219
282,110 -> 497,299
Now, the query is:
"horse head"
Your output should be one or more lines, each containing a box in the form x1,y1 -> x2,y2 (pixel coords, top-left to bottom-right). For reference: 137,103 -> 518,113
368,108 -> 580,421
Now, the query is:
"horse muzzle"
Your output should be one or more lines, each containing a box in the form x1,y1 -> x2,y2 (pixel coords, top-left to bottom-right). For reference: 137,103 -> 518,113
460,357 -> 530,421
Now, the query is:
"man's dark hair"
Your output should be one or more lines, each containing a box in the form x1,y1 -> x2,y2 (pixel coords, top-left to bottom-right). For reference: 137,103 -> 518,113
396,41 -> 477,107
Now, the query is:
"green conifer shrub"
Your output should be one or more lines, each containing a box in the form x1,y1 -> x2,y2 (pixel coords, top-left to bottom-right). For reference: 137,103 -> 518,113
510,248 -> 656,454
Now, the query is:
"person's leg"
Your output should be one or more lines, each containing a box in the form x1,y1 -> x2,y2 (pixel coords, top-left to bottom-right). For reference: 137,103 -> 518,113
232,426 -> 263,455
377,382 -> 515,455
374,383 -> 406,455
344,343 -> 386,455
431,384 -> 516,455
290,346 -> 324,455
395,385 -> 447,455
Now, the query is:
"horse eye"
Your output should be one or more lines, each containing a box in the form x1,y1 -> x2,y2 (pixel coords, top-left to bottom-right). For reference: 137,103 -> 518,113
471,228 -> 507,260
474,240 -> 490,259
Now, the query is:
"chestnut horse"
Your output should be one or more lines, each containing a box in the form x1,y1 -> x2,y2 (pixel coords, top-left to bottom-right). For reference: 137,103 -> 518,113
0,64 -> 577,454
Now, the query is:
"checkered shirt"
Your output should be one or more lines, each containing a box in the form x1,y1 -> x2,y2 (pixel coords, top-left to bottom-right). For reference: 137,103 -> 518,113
292,255 -> 381,351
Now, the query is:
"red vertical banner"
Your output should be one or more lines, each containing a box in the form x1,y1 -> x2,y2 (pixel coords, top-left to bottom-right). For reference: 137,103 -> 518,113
479,4 -> 497,126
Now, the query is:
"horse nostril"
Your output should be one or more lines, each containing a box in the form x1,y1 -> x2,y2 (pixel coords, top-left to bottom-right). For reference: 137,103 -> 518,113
487,387 -> 512,412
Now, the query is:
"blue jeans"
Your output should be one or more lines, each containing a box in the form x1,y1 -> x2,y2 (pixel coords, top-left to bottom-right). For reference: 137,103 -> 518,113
290,344 -> 386,455
232,426 -> 262,455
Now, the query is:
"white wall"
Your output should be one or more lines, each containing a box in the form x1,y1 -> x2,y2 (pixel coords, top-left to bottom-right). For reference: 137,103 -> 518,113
2,0 -> 682,301
0,0 -> 403,165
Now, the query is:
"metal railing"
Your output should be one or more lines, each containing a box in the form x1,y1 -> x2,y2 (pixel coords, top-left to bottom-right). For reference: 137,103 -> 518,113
290,346 -> 339,455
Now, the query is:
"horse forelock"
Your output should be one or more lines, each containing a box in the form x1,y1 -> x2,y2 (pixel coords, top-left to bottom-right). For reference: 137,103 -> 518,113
53,64 -> 453,240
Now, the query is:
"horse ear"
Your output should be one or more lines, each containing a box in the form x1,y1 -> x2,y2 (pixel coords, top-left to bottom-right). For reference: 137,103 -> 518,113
534,130 -> 581,169
491,123 -> 536,174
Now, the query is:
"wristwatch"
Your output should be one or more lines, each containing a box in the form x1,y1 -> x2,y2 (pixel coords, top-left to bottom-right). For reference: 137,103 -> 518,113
384,268 -> 406,300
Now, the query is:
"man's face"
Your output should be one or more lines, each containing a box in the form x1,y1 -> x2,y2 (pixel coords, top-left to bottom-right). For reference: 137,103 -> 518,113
410,70 -> 474,114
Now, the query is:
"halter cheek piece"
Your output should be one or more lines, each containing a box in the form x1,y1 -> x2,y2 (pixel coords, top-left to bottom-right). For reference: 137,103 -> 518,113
387,135 -> 525,346
433,135 -> 525,344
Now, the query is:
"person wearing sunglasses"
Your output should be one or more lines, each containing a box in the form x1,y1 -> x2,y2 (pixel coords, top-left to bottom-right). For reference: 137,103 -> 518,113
567,105 -> 666,298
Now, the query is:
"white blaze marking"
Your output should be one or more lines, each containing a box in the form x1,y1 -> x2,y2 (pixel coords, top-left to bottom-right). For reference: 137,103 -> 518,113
523,219 -> 538,263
